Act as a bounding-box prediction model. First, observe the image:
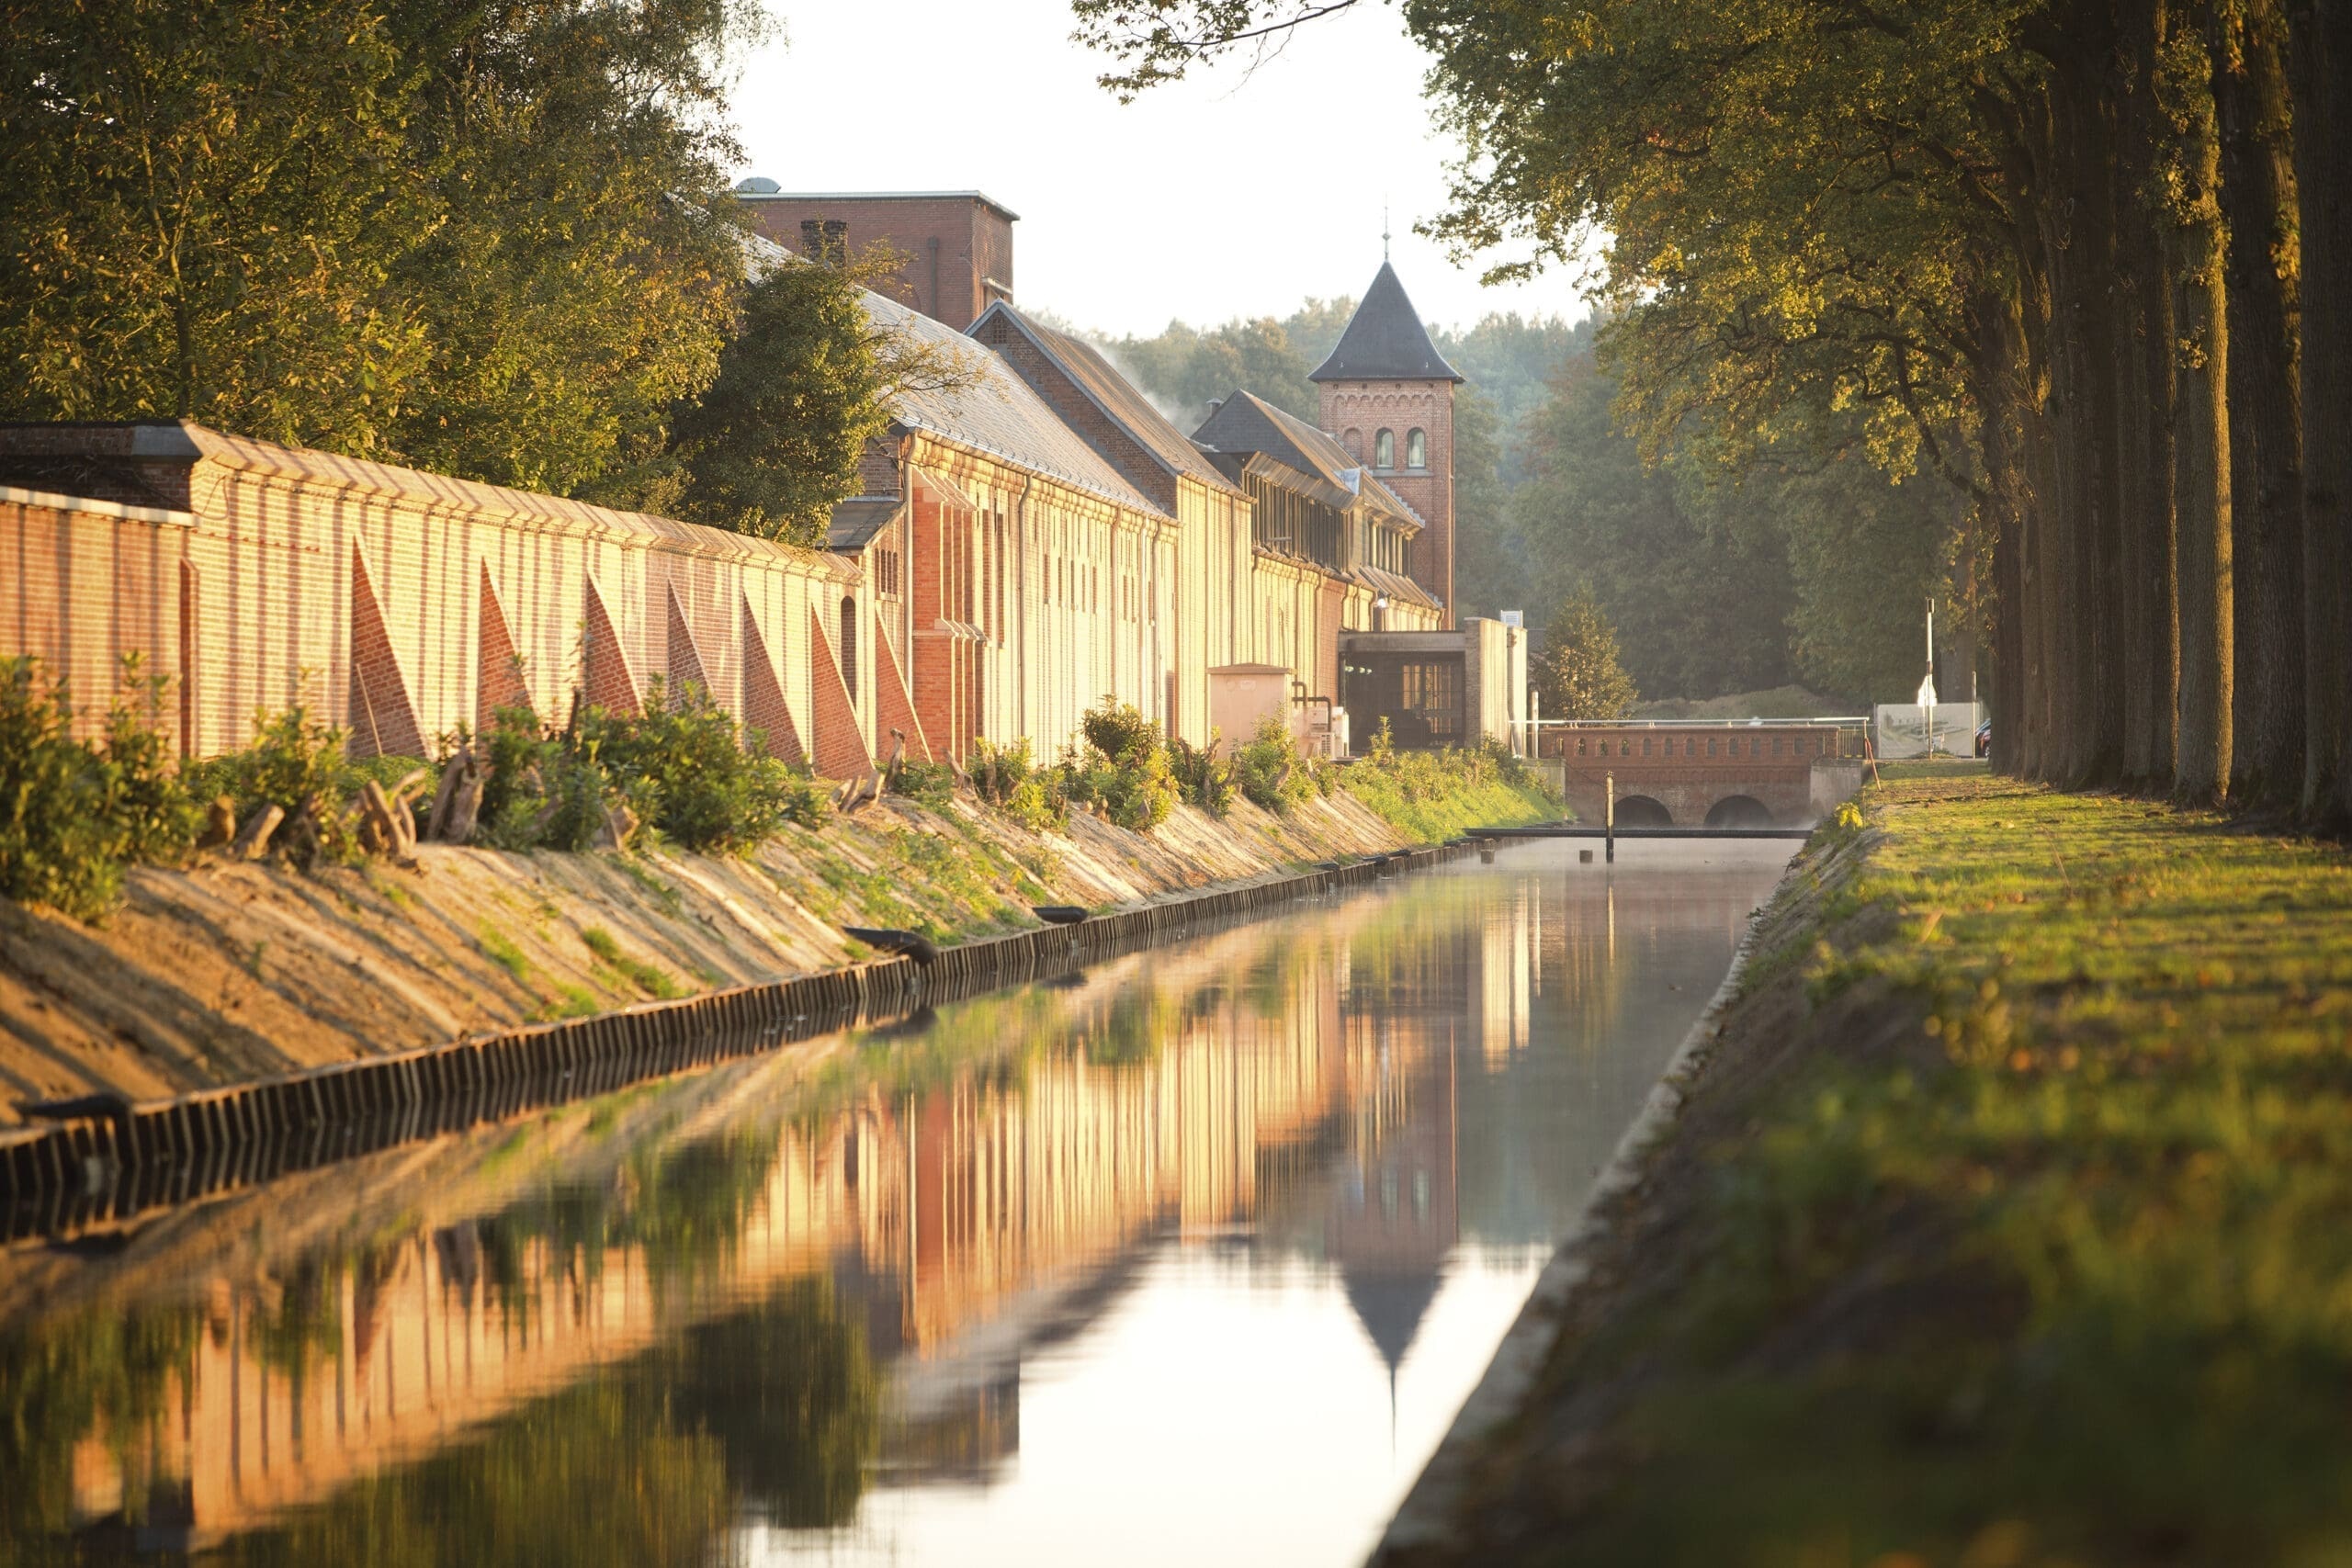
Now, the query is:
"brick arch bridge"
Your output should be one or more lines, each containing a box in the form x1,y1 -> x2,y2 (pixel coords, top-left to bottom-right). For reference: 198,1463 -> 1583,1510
1538,722 -> 1868,828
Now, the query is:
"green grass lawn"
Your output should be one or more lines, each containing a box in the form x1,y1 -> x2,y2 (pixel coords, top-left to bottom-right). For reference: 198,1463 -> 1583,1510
1339,749 -> 1561,842
1504,773 -> 2352,1566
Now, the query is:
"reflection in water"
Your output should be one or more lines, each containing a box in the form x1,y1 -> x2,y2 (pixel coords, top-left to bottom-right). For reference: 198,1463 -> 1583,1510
0,842 -> 1791,1567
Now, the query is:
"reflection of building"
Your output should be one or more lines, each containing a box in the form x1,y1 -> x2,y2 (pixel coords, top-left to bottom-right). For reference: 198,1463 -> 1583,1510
25,902 -> 1488,1547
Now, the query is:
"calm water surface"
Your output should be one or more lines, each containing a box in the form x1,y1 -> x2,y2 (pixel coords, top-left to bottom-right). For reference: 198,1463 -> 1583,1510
0,840 -> 1792,1567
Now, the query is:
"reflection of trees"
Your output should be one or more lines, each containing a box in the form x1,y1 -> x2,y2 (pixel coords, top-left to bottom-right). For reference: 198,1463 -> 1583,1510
0,1306 -> 194,1554
663,1280 -> 879,1530
225,1382 -> 728,1568
218,1277 -> 876,1564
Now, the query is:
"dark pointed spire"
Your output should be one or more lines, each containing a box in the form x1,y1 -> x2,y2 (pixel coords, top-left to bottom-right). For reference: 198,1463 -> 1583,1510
1308,262 -> 1464,384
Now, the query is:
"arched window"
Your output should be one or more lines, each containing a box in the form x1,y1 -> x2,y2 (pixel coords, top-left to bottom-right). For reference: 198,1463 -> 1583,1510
1344,428 -> 1363,459
1374,429 -> 1395,468
839,594 -> 858,694
1406,428 -> 1428,468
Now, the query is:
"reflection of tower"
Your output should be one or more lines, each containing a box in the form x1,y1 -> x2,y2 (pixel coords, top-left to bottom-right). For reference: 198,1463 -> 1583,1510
1329,1020 -> 1460,1402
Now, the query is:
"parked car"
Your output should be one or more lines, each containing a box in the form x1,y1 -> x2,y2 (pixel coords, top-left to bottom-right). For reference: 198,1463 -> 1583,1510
1974,720 -> 1992,758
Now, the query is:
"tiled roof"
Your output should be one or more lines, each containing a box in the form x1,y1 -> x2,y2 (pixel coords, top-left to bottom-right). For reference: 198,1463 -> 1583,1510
1309,262 -> 1463,383
1191,391 -> 1419,527
824,497 -> 902,553
0,422 -> 861,580
969,303 -> 1241,496
865,291 -> 1164,517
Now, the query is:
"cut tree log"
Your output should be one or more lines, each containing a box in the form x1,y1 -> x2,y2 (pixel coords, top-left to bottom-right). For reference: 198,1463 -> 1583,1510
594,799 -> 639,852
427,745 -> 486,844
198,795 -> 237,850
230,804 -> 284,860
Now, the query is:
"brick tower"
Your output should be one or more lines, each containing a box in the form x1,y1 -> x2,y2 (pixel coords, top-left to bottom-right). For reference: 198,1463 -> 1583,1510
1310,262 -> 1464,625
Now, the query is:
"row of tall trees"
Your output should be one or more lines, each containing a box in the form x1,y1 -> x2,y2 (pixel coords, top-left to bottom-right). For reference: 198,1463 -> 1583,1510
1075,0 -> 2348,822
0,0 -> 927,545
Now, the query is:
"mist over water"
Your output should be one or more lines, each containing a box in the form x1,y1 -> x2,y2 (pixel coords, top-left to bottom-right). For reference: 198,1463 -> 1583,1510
0,841 -> 1792,1567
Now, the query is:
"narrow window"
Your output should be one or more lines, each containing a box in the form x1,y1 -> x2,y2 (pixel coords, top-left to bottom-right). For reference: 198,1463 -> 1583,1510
1374,429 -> 1396,468
839,594 -> 858,694
1407,428 -> 1428,468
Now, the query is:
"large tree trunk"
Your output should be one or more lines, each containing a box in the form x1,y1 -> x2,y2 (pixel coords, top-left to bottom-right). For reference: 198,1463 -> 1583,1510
2165,4 -> 2235,802
2118,0 -> 2180,792
2037,45 -> 2131,786
1971,286 -> 2035,780
2212,0 -> 2306,808
2285,0 -> 2348,826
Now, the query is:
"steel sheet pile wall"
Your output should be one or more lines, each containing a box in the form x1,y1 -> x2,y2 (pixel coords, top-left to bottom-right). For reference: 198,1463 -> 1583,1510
1,844 -> 1466,1240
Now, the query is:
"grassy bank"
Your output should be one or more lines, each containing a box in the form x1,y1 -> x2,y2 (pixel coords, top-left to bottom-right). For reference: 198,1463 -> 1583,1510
1399,767 -> 2352,1566
0,745 -> 1549,1129
1339,744 -> 1561,842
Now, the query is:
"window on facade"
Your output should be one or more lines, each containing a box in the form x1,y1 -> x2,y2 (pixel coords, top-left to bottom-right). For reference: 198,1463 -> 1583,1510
839,595 -> 859,694
1407,428 -> 1427,468
1374,429 -> 1396,468
799,219 -> 847,266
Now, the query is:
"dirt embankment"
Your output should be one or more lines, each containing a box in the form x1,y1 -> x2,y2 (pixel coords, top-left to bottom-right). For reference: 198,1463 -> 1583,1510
0,791 -> 1418,1131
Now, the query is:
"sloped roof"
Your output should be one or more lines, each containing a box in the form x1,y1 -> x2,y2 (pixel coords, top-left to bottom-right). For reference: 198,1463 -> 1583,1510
0,422 -> 861,580
824,497 -> 902,553
864,291 -> 1163,517
1308,262 -> 1463,383
1191,391 -> 1419,527
969,302 -> 1240,496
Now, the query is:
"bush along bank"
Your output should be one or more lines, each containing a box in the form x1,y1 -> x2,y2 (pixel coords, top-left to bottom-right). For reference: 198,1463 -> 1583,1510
0,663 -> 1559,1126
1382,765 -> 2352,1568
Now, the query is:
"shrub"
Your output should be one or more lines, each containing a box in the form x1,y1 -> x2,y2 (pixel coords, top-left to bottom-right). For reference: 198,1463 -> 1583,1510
1168,732 -> 1236,816
1233,716 -> 1317,812
888,760 -> 958,809
972,738 -> 1067,831
1080,697 -> 1159,764
1062,698 -> 1176,831
479,682 -> 828,855
0,658 -> 199,919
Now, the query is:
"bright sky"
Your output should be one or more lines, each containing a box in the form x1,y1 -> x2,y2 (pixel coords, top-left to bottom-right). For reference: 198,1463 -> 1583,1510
732,0 -> 1586,340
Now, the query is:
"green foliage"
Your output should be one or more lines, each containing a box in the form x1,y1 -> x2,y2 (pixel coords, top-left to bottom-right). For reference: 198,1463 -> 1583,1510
482,683 -> 827,856
1232,716 -> 1317,812
1338,739 -> 1561,841
661,254 -> 895,544
1531,587 -> 1639,720
887,761 -> 958,810
0,658 -> 198,920
1167,733 -> 1237,816
0,0 -> 757,491
1060,698 -> 1176,831
971,738 -> 1069,832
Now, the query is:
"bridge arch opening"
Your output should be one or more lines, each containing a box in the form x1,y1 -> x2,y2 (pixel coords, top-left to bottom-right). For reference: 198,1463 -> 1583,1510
1705,794 -> 1775,829
1613,795 -> 1672,827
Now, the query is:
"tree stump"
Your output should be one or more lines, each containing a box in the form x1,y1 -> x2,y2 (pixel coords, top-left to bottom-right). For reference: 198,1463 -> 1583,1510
230,804 -> 284,860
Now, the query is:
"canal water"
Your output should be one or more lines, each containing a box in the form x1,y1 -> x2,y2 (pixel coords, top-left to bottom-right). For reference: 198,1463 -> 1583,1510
0,840 -> 1793,1567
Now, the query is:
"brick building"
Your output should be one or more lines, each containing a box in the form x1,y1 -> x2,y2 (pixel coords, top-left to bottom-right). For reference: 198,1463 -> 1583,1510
2,200 -> 1514,775
733,183 -> 1016,330
1309,261 -> 1463,625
